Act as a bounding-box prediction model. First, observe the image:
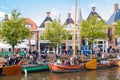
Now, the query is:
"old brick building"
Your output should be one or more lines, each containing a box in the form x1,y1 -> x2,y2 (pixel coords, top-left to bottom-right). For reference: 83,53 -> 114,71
107,3 -> 120,49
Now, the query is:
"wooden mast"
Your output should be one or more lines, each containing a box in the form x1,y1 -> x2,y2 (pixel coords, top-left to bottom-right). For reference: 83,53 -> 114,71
73,0 -> 77,56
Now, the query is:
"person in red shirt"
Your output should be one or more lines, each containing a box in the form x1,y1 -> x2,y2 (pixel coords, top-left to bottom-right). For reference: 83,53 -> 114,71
15,49 -> 18,54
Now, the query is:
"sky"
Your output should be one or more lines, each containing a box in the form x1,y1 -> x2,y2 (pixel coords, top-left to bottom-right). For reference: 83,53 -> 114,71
0,0 -> 120,26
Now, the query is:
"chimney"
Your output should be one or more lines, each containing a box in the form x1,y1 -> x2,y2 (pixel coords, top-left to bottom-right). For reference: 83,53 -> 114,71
114,3 -> 119,11
3,14 -> 9,21
92,7 -> 96,12
46,12 -> 50,17
4,14 -> 8,19
68,13 -> 71,18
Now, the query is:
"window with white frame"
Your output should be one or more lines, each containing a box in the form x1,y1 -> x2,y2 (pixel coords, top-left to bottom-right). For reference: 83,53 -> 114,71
31,35 -> 35,40
117,38 -> 120,45
26,24 -> 32,28
76,32 -> 79,40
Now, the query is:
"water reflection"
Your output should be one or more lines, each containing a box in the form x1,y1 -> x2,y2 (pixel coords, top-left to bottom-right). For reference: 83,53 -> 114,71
116,68 -> 120,80
0,67 -> 120,80
48,71 -> 96,80
0,74 -> 22,80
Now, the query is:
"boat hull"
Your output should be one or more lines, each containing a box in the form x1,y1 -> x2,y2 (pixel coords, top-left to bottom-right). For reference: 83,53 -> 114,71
85,59 -> 115,70
117,60 -> 120,67
0,65 -> 21,76
22,64 -> 49,73
85,59 -> 97,69
97,62 -> 114,69
49,63 -> 85,72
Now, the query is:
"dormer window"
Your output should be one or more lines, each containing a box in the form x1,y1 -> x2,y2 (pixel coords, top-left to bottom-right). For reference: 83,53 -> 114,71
26,24 -> 32,28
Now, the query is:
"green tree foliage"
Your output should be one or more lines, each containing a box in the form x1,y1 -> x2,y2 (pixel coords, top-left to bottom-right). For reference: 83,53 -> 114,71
44,19 -> 67,47
40,34 -> 45,40
0,9 -> 32,52
80,16 -> 108,43
114,20 -> 120,37
80,15 -> 108,56
0,23 -> 2,39
66,31 -> 73,40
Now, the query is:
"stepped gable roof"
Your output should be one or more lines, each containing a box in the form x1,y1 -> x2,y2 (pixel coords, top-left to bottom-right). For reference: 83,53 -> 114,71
39,12 -> 53,28
64,13 -> 74,25
87,7 -> 102,20
107,4 -> 120,25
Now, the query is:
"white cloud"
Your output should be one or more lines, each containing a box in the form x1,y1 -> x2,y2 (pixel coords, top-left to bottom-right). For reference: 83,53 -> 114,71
0,11 -> 6,19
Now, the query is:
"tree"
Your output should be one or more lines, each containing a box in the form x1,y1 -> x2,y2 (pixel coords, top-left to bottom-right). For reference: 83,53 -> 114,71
80,15 -> 108,54
44,19 -> 67,54
114,20 -> 120,37
0,9 -> 32,52
0,22 -> 2,39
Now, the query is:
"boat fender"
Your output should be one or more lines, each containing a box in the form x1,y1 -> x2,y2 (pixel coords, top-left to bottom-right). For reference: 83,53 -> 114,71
24,69 -> 27,78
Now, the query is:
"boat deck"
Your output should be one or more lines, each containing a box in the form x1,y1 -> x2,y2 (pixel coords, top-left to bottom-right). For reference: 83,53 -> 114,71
21,64 -> 47,67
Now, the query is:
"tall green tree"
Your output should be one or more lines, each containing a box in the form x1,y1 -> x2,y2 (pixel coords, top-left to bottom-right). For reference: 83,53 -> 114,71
80,15 -> 108,54
44,19 -> 67,53
0,23 -> 2,39
114,20 -> 120,37
0,9 -> 32,52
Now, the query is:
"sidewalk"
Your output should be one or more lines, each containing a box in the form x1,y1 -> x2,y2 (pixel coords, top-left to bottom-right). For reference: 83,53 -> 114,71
47,53 -> 118,60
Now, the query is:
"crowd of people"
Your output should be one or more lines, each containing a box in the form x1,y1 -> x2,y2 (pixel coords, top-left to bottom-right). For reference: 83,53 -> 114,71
54,55 -> 83,66
1,45 -> 120,67
0,49 -> 50,67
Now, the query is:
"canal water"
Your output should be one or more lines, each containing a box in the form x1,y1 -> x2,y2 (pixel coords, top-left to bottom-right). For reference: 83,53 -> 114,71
0,67 -> 120,80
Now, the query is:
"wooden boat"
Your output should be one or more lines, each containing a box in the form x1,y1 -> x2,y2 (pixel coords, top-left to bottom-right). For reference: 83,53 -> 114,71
0,57 -> 21,76
85,59 -> 115,70
20,57 -> 49,73
21,58 -> 49,73
116,54 -> 120,66
0,59 -> 49,75
117,60 -> 120,66
97,59 -> 115,69
21,64 -> 49,73
48,0 -> 86,73
118,61 -> 120,66
0,65 -> 22,76
49,62 -> 85,72
0,63 -> 49,75
85,59 -> 97,69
